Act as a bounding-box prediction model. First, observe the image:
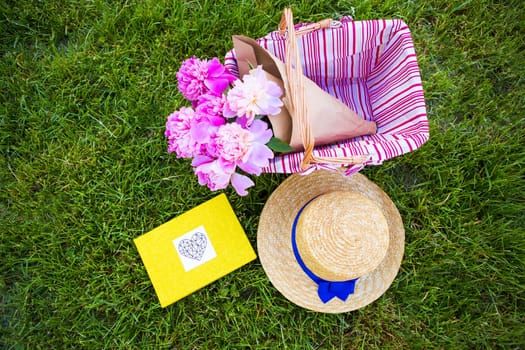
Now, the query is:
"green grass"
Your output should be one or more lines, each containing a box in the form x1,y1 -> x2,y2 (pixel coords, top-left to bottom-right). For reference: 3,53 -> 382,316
1,0 -> 524,348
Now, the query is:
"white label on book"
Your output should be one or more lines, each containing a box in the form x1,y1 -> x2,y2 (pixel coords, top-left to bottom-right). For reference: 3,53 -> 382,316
173,226 -> 217,271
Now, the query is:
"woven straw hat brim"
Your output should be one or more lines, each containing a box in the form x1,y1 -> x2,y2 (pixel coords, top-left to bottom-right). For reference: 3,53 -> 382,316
257,170 -> 405,313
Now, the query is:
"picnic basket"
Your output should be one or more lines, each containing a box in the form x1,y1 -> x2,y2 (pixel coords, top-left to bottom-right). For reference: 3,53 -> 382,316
225,9 -> 429,175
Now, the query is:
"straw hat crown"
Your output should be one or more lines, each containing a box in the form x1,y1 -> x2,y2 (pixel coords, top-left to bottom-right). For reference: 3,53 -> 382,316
295,191 -> 389,282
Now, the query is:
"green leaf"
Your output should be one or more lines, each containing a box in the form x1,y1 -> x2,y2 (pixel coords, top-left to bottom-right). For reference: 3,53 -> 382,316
267,137 -> 293,153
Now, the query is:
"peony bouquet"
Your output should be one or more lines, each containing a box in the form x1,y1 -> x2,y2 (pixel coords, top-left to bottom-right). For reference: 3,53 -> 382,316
165,57 -> 289,196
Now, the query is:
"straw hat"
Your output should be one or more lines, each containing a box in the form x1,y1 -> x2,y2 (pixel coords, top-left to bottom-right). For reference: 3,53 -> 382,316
257,170 -> 404,313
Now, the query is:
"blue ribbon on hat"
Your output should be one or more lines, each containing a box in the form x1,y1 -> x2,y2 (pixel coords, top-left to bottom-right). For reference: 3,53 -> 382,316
291,198 -> 359,304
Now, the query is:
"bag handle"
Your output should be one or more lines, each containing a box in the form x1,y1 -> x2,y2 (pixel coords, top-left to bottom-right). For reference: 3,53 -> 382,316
279,8 -> 368,170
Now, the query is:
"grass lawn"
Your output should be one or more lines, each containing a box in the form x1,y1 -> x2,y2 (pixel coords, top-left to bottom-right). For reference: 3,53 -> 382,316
1,0 -> 524,348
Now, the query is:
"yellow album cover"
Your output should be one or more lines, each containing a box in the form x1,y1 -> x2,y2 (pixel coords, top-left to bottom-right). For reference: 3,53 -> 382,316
134,194 -> 256,307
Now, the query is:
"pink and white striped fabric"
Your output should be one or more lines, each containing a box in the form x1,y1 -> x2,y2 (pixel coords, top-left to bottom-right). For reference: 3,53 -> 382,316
225,16 -> 429,175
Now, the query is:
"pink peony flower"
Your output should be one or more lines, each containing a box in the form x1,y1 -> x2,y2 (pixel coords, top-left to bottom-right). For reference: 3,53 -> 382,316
196,93 -> 228,119
191,156 -> 255,196
165,107 -> 201,158
190,114 -> 226,157
214,119 -> 274,176
214,123 -> 254,163
176,57 -> 237,102
165,107 -> 225,158
224,66 -> 283,125
192,156 -> 235,191
237,119 -> 275,176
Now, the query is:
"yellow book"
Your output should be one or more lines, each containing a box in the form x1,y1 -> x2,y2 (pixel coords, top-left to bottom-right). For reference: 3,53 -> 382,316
134,194 -> 256,307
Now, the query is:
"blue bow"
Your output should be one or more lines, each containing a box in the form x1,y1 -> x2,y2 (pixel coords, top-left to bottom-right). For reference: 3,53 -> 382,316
316,279 -> 357,303
291,198 -> 358,304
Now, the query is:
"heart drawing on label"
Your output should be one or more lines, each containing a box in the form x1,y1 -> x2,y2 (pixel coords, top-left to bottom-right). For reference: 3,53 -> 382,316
177,232 -> 207,261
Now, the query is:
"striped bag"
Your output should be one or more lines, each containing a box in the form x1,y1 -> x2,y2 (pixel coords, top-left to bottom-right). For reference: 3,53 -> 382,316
225,9 -> 429,175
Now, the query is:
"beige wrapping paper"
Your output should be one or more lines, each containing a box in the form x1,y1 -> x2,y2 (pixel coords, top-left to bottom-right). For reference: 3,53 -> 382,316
233,35 -> 377,152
